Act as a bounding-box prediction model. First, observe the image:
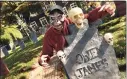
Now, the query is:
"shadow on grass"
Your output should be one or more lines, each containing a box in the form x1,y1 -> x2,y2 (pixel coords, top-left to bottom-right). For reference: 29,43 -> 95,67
18,66 -> 34,73
10,65 -> 22,75
118,64 -> 126,72
98,16 -> 125,34
115,39 -> 126,58
116,52 -> 126,58
108,26 -> 124,33
3,36 -> 44,77
19,76 -> 27,79
98,18 -> 120,29
118,34 -> 126,39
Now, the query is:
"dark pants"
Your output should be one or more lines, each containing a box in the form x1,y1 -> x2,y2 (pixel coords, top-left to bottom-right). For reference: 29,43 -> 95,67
0,58 -> 9,76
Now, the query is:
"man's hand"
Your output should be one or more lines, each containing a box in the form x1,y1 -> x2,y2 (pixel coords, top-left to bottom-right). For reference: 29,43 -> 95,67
39,55 -> 50,68
99,2 -> 116,17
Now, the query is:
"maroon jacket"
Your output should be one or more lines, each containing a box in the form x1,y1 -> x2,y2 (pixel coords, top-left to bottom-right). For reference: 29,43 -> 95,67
0,58 -> 9,76
41,18 -> 70,57
38,7 -> 108,65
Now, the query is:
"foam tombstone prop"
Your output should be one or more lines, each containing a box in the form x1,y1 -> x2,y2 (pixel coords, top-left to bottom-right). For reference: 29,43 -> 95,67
57,7 -> 120,79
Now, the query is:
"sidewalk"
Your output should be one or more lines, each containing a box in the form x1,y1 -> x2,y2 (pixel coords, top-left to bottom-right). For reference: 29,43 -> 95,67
29,64 -> 43,79
28,57 -> 65,79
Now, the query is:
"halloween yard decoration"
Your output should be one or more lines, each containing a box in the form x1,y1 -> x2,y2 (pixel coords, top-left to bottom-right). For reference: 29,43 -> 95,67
38,5 -> 69,79
38,3 -> 119,79
57,7 -> 120,79
104,33 -> 113,45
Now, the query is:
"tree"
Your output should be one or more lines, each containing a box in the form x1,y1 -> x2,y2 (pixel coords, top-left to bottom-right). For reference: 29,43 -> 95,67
0,25 -> 23,45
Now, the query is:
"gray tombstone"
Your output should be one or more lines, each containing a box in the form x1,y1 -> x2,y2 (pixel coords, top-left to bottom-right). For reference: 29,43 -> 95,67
1,45 -> 9,57
58,19 -> 120,79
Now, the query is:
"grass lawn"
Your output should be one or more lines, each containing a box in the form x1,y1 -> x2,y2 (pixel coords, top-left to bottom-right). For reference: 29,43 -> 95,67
1,35 -> 44,79
1,16 -> 126,79
99,15 -> 126,79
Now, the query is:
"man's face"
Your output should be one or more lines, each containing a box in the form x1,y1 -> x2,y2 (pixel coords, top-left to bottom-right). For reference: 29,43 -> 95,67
50,12 -> 64,31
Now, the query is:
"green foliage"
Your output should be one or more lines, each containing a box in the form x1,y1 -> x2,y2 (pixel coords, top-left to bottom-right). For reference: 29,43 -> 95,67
99,16 -> 126,56
120,72 -> 126,79
99,16 -> 126,79
0,33 -> 11,45
3,35 -> 43,79
117,58 -> 126,65
5,26 -> 23,39
3,14 -> 17,25
0,26 -> 23,45
0,27 -> 12,45
1,2 -> 17,15
29,2 -> 43,14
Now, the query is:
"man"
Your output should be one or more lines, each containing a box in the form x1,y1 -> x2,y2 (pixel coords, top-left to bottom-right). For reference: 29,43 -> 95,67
38,5 -> 71,67
38,4 -> 115,67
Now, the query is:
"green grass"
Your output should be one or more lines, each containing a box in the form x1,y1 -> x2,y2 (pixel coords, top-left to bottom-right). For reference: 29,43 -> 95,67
1,35 -> 44,79
99,16 -> 126,79
120,72 -> 126,79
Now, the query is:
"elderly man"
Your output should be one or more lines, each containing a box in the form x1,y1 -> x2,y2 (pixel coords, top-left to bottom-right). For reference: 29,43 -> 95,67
38,4 -> 115,67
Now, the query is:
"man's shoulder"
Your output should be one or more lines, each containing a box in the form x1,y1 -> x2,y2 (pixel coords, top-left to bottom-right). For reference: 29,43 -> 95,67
45,27 -> 54,36
64,17 -> 72,25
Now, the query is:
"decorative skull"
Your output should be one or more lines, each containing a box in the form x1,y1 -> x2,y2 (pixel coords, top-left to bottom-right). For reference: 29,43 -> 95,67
57,50 -> 67,63
104,33 -> 113,45
68,7 -> 84,28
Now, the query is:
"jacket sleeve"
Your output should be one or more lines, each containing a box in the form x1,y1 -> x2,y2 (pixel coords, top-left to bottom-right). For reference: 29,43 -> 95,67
38,35 -> 53,66
85,7 -> 108,23
41,35 -> 53,57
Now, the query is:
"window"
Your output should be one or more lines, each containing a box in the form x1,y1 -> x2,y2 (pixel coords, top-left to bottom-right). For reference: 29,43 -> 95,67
70,2 -> 78,8
39,17 -> 49,28
63,7 -> 68,15
30,21 -> 38,30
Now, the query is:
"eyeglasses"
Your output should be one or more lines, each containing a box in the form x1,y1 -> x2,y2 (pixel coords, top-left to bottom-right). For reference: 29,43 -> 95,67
50,14 -> 63,23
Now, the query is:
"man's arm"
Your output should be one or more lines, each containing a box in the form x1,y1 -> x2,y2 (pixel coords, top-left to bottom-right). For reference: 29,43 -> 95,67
38,35 -> 53,66
84,7 -> 107,22
85,3 -> 115,23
